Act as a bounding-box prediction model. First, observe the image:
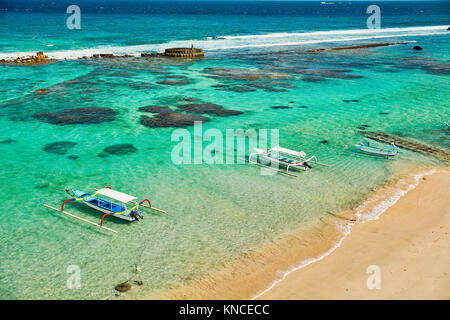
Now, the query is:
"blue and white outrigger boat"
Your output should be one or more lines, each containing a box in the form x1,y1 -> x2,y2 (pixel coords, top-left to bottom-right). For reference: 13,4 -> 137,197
353,141 -> 399,159
44,187 -> 166,234
244,146 -> 330,177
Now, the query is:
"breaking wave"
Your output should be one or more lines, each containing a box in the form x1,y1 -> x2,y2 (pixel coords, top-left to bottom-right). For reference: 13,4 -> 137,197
0,25 -> 447,60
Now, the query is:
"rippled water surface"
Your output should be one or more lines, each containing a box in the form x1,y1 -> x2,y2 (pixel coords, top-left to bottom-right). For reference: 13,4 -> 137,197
0,1 -> 449,299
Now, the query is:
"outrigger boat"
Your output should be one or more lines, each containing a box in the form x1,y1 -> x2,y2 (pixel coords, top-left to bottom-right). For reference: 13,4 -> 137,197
353,141 -> 399,159
44,187 -> 166,234
243,146 -> 330,177
445,120 -> 450,128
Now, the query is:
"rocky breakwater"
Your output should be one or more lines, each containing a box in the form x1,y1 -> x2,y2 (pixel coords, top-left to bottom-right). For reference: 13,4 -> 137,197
1,47 -> 205,66
87,53 -> 134,59
0,52 -> 55,66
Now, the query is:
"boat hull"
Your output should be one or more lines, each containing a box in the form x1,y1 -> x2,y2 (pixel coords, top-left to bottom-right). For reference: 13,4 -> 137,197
71,189 -> 140,222
82,200 -> 135,222
259,153 -> 309,171
357,146 -> 398,157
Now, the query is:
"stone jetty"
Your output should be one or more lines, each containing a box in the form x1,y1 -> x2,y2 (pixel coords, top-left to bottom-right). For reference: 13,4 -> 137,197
1,47 -> 205,66
362,131 -> 450,161
0,51 -> 55,66
307,42 -> 412,53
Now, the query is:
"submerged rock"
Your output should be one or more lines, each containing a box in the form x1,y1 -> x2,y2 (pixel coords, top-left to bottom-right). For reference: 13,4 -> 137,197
115,282 -> 131,293
203,67 -> 291,81
139,106 -> 172,113
157,79 -> 190,85
102,144 -> 138,156
67,155 -> 79,160
342,99 -> 360,103
34,107 -> 118,125
43,141 -> 77,155
320,140 -> 330,144
152,70 -> 170,75
298,68 -> 362,80
183,97 -> 200,102
395,57 -> 450,75
270,106 -> 291,109
35,183 -> 49,189
141,112 -> 210,128
302,76 -> 325,82
0,138 -> 16,144
226,86 -> 256,92
84,88 -> 101,93
111,72 -> 135,77
247,83 -> 288,92
166,75 -> 188,79
178,103 -> 243,116
413,46 -> 423,51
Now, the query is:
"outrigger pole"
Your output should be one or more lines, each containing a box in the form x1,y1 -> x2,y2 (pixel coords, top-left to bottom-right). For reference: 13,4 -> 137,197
303,159 -> 331,167
240,158 -> 299,178
43,204 -> 118,234
138,201 -> 167,214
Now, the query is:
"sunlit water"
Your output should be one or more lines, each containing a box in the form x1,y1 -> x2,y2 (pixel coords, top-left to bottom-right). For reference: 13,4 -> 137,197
0,1 -> 449,299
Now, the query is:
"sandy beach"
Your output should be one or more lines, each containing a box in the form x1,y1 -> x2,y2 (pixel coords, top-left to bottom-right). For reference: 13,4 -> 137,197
157,168 -> 449,300
259,168 -> 450,299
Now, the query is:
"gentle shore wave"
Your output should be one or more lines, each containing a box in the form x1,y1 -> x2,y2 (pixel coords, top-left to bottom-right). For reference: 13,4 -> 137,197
258,168 -> 449,299
253,168 -> 440,299
152,167 -> 447,300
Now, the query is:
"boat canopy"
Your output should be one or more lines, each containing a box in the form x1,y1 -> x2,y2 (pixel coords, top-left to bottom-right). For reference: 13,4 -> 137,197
96,188 -> 137,203
269,146 -> 306,159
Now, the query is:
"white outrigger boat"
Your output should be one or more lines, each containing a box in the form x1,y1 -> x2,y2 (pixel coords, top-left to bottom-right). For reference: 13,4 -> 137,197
44,187 -> 166,234
354,141 -> 399,158
445,120 -> 450,128
244,146 -> 330,177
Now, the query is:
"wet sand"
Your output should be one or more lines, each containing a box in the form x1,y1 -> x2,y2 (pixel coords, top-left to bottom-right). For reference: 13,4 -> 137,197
151,168 -> 449,300
258,168 -> 450,300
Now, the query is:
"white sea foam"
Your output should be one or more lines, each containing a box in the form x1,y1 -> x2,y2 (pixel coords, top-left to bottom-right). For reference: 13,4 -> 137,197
251,169 -> 438,299
251,220 -> 352,300
0,25 -> 447,61
355,169 -> 438,222
219,25 -> 448,40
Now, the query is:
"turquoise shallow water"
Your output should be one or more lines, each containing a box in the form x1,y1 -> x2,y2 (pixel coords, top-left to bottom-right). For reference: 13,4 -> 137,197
0,2 -> 449,299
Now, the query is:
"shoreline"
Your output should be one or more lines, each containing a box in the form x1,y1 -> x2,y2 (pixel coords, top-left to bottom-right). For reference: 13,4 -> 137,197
149,167 -> 449,300
258,168 -> 449,299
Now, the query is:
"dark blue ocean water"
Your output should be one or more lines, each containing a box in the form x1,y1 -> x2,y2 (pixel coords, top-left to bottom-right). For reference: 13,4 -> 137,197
0,1 -> 449,54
